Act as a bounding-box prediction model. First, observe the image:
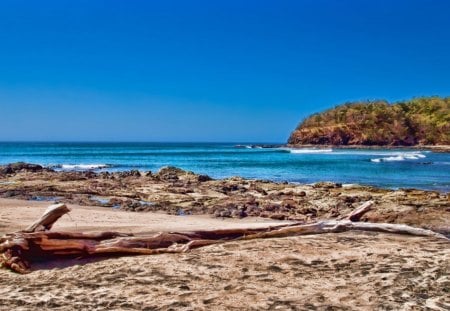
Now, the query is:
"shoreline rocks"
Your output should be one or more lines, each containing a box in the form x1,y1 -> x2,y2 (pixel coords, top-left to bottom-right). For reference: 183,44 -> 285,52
0,163 -> 448,234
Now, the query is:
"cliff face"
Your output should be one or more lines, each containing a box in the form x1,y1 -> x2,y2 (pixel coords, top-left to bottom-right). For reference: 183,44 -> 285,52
288,97 -> 450,146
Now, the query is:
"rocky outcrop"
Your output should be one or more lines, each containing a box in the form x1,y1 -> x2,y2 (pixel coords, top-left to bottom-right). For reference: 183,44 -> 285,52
288,96 -> 450,146
0,163 -> 448,234
0,162 -> 48,175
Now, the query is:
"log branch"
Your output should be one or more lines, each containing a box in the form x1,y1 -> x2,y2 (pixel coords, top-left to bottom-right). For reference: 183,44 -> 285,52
24,203 -> 71,232
347,200 -> 374,222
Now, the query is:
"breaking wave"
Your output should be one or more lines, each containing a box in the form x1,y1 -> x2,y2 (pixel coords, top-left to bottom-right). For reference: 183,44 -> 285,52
50,164 -> 113,170
289,148 -> 333,154
371,152 -> 426,163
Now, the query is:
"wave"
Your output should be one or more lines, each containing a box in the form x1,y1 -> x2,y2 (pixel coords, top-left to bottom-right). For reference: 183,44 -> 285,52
50,164 -> 113,170
289,148 -> 333,154
370,152 -> 426,163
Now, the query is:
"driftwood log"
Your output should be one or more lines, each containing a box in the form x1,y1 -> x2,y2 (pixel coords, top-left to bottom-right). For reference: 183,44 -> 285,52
1,202 -> 448,273
24,203 -> 70,232
346,200 -> 374,221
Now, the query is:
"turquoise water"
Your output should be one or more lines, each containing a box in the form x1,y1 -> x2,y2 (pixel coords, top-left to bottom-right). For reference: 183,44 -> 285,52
0,142 -> 449,192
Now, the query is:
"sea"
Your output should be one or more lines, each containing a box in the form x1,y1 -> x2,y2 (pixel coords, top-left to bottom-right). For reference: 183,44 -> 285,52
0,142 -> 449,192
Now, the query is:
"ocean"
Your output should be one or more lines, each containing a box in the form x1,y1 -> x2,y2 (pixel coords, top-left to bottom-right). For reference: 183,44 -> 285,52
0,142 -> 449,192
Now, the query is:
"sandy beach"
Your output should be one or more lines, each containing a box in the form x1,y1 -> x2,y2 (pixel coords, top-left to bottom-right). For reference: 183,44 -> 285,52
0,198 -> 293,235
1,197 -> 449,310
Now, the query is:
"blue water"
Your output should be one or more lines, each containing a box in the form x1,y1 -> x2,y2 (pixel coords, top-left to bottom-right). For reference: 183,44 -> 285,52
0,142 -> 449,192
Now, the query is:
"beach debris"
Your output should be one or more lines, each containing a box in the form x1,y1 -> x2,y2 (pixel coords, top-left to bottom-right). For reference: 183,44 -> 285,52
346,200 -> 374,221
24,203 -> 70,232
0,202 -> 448,274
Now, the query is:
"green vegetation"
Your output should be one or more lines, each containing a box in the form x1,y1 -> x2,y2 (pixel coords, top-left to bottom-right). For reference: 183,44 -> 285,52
288,96 -> 450,146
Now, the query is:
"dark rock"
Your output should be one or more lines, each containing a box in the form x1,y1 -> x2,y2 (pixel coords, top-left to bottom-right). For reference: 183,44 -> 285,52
117,170 -> 141,178
231,209 -> 248,218
0,162 -> 46,175
339,195 -> 356,204
156,166 -> 186,182
264,204 -> 279,212
253,187 -> 268,195
100,172 -> 111,179
83,171 -> 98,179
197,174 -> 212,182
313,182 -> 342,189
281,199 -> 297,209
214,209 -> 232,218
269,213 -> 286,220
1,190 -> 21,198
170,187 -> 194,194
219,184 -> 242,193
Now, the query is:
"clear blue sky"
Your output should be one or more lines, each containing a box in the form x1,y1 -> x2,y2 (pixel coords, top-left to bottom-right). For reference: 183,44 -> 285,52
0,0 -> 449,142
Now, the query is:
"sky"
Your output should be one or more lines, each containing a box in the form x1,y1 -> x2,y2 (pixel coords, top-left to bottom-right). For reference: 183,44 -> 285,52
0,0 -> 449,142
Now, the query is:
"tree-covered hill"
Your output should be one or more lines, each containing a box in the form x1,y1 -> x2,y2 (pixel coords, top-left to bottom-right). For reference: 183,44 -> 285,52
288,97 -> 450,146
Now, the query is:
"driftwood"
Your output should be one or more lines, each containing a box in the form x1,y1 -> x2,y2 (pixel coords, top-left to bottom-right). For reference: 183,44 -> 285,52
1,202 -> 448,273
24,203 -> 70,232
347,200 -> 374,222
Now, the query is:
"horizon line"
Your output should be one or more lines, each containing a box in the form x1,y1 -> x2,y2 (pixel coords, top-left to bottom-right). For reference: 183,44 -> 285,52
0,140 -> 286,144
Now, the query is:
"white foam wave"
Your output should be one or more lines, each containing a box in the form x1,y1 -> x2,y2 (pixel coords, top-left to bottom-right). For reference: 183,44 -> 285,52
289,148 -> 333,154
60,164 -> 110,170
371,152 -> 426,163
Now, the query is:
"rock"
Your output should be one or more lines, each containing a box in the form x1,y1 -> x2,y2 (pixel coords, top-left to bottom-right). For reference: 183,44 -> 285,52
256,188 -> 268,195
231,209 -> 248,218
83,171 -> 97,179
117,170 -> 141,178
427,192 -> 440,199
170,187 -> 193,194
299,207 -> 317,217
197,174 -> 212,182
264,204 -> 279,212
99,172 -> 111,179
156,166 -> 186,182
313,182 -> 342,189
270,213 -> 286,220
339,195 -> 357,204
281,199 -> 297,209
214,209 -> 232,218
219,184 -> 242,193
0,162 -> 46,175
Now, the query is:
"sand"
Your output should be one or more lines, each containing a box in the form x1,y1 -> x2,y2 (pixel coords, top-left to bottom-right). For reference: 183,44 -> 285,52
1,198 -> 449,310
0,198 -> 293,235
